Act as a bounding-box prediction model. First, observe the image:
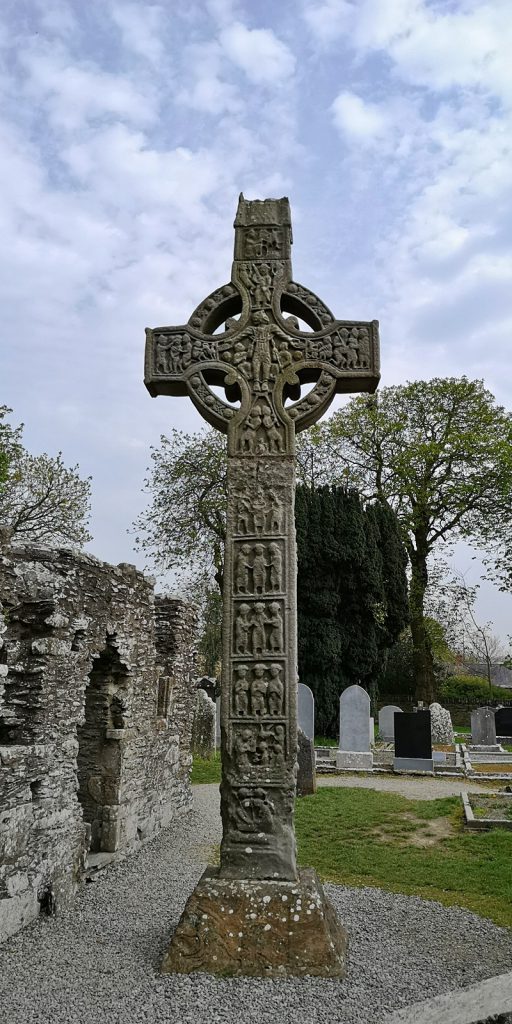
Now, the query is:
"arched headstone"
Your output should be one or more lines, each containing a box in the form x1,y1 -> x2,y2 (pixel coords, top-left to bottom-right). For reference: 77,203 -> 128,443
378,705 -> 402,742
298,683 -> 314,741
336,684 -> 373,770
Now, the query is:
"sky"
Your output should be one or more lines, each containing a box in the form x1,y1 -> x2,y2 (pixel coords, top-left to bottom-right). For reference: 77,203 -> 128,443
1,0 -> 511,639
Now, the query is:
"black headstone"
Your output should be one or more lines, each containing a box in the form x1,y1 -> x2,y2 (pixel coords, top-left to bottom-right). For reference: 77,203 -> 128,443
394,711 -> 432,759
495,706 -> 512,736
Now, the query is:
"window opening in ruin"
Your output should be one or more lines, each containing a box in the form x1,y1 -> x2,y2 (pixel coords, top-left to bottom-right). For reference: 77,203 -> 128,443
38,883 -> 56,917
76,640 -> 128,853
71,628 -> 86,652
157,675 -> 173,719
30,779 -> 43,802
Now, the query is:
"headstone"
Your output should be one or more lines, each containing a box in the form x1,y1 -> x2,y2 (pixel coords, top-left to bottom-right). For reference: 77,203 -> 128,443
471,707 -> 497,746
429,702 -> 454,745
298,682 -> 314,741
296,728 -> 316,797
394,711 -> 433,772
146,194 -> 379,977
379,705 -> 402,742
336,684 -> 373,770
191,688 -> 216,758
369,716 -> 375,746
496,706 -> 512,737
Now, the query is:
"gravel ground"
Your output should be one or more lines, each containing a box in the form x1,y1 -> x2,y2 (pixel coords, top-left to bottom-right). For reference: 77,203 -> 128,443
2,783 -> 512,1024
316,772 -> 493,799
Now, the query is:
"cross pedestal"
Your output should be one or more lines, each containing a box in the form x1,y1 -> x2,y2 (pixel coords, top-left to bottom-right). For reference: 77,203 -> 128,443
145,195 -> 380,977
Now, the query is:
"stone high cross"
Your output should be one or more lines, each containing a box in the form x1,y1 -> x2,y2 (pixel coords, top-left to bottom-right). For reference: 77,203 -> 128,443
145,196 -> 379,976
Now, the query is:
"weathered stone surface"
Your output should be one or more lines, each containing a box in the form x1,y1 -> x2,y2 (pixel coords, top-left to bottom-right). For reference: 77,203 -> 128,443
471,707 -> 497,746
379,704 -> 402,741
429,702 -> 454,744
296,728 -> 316,796
384,968 -> 512,1023
191,688 -> 216,758
336,750 -> 373,770
161,867 -> 347,978
145,194 -> 379,975
0,543 -> 198,943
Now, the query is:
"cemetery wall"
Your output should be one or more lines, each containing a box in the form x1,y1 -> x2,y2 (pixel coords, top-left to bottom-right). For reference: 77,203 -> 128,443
0,540 -> 197,943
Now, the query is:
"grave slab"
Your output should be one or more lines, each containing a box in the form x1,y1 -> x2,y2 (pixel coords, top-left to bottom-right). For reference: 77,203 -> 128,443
471,708 -> 497,746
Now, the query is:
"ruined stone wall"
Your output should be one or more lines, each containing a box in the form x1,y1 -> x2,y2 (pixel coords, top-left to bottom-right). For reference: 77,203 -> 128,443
0,542 -> 197,942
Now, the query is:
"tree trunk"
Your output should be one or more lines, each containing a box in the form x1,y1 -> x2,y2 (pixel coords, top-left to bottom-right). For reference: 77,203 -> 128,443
409,550 -> 435,703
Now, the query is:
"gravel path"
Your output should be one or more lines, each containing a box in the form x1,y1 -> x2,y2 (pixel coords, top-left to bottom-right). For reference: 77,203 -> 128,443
316,772 -> 493,799
2,783 -> 512,1024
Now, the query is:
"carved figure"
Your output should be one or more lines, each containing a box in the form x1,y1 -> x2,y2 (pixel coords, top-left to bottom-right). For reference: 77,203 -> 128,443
251,602 -> 267,656
267,663 -> 284,715
262,410 -> 284,453
253,490 -> 266,533
251,663 -> 268,716
235,603 -> 251,655
267,602 -> 284,653
233,665 -> 250,716
267,491 -> 284,533
235,545 -> 251,593
268,725 -> 285,769
233,727 -> 256,770
250,311 -> 277,389
252,544 -> 266,594
236,494 -> 251,535
268,543 -> 283,592
240,403 -> 263,453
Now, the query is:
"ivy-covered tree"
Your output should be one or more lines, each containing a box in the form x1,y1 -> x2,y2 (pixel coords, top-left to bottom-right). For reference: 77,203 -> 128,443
295,485 -> 409,735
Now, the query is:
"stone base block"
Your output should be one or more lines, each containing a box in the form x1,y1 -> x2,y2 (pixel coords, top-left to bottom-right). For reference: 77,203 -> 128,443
335,750 -> 373,770
394,757 -> 434,773
161,867 -> 348,978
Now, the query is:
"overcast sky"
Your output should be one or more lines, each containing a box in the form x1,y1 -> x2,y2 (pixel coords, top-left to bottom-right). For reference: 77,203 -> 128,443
1,0 -> 511,640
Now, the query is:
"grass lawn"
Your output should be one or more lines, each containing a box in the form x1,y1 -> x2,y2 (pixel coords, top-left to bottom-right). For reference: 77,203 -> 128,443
295,786 -> 512,928
191,758 -> 512,927
191,751 -> 221,784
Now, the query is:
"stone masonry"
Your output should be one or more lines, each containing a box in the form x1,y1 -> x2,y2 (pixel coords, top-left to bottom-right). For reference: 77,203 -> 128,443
0,540 -> 197,943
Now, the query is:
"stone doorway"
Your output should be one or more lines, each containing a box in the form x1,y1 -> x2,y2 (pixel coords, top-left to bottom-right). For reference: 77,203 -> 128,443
77,640 -> 128,854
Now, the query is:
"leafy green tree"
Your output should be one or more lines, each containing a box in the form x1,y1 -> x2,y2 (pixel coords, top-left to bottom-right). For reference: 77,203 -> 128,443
312,378 -> 512,702
296,485 -> 408,734
133,428 -> 227,592
0,407 -> 91,547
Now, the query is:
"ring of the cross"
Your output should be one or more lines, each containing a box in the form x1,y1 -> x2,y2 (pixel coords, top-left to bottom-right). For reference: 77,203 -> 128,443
274,363 -> 339,433
184,362 -> 251,434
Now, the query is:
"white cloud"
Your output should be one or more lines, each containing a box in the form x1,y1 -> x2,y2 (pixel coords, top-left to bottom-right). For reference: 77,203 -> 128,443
331,90 -> 389,142
21,45 -> 157,130
110,3 -> 165,63
302,0 -> 352,44
177,41 -> 242,115
219,22 -> 296,84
